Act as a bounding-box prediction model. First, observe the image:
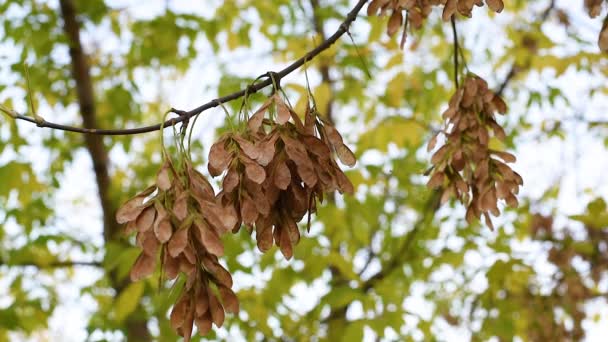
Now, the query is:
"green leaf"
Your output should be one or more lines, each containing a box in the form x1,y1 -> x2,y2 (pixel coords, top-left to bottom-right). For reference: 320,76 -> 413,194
323,285 -> 361,308
112,281 -> 145,323
341,320 -> 364,342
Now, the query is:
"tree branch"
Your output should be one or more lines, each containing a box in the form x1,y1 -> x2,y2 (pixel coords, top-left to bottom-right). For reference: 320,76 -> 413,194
58,1 -> 150,339
0,259 -> 101,268
451,16 -> 460,88
10,0 -> 369,136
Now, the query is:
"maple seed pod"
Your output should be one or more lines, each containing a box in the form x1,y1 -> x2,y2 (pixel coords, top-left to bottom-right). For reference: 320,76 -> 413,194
117,156 -> 239,339
427,74 -> 521,228
207,92 -> 356,260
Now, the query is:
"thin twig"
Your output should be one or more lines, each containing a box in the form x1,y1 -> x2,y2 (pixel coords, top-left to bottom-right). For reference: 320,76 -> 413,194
9,0 -> 369,136
451,16 -> 460,88
0,259 -> 102,268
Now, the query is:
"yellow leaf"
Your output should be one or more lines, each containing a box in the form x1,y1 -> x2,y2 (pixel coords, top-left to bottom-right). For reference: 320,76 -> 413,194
357,116 -> 425,154
385,72 -> 405,107
313,82 -> 331,115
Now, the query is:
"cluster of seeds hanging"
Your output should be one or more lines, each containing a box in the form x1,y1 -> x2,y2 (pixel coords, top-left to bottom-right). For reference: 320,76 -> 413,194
367,0 -> 504,46
209,93 -> 355,259
116,156 -> 240,340
116,89 -> 356,339
426,75 -> 522,229
584,0 -> 608,52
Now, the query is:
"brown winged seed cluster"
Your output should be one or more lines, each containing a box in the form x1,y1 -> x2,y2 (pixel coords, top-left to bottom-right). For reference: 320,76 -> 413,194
426,75 -> 523,229
116,157 -> 239,341
367,0 -> 504,40
116,91 -> 356,339
584,0 -> 608,52
208,93 -> 355,259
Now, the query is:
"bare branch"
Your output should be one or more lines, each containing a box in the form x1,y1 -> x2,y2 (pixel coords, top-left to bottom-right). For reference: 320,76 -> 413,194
0,259 -> 102,268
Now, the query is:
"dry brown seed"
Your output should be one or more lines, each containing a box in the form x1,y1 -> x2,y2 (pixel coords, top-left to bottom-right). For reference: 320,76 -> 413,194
274,162 -> 291,190
285,216 -> 300,244
154,218 -> 173,243
335,144 -> 356,167
443,0 -> 457,21
278,227 -> 294,259
431,144 -> 450,164
222,168 -> 240,193
208,139 -> 232,177
486,0 -> 504,13
116,186 -> 155,224
302,136 -> 331,159
492,95 -> 507,114
464,77 -> 478,97
164,252 -> 180,280
335,169 -> 354,194
248,98 -> 272,132
492,150 -> 516,163
191,194 -> 226,232
484,213 -> 494,230
440,186 -> 454,204
489,121 -> 506,140
187,163 -> 216,199
182,245 -> 197,265
217,204 -> 239,234
156,161 -> 172,191
201,256 -> 233,288
275,95 -> 291,125
505,192 -> 519,208
387,10 -> 403,36
240,194 -> 259,225
168,226 -> 189,257
234,136 -> 260,160
136,205 -> 156,233
173,190 -> 189,221
427,172 -> 445,189
256,221 -> 273,252
196,220 -> 224,256
208,293 -> 225,327
249,187 -> 271,217
367,0 -> 383,16
599,22 -> 608,52
283,139 -> 317,186
218,286 -> 239,314
195,286 -> 210,316
303,103 -> 316,135
324,124 -> 345,148
195,312 -> 213,336
140,230 -> 160,256
256,134 -> 278,166
408,8 -> 423,29
130,252 -> 156,281
240,155 -> 266,184
170,294 -> 189,331
442,107 -> 457,119
178,255 -> 196,275
181,303 -> 195,342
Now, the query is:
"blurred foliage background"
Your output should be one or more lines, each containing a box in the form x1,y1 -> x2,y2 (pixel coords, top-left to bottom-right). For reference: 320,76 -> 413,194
0,0 -> 607,341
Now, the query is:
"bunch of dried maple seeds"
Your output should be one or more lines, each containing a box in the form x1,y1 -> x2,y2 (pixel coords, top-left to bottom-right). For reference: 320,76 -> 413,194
426,74 -> 523,229
116,91 -> 355,339
367,0 -> 504,46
